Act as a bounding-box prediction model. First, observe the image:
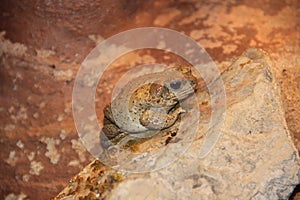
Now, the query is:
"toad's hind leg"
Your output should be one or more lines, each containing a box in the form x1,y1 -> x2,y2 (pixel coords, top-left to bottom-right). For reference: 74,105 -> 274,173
100,118 -> 128,148
140,107 -> 185,130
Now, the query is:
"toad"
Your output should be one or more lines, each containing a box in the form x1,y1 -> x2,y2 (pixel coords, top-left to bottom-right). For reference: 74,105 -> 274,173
100,65 -> 198,149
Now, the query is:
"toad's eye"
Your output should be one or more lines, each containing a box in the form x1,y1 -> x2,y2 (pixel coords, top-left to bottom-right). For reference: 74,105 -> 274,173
170,80 -> 182,90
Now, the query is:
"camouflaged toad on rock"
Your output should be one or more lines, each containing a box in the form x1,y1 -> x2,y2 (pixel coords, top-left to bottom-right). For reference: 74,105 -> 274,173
100,65 -> 198,149
55,48 -> 300,200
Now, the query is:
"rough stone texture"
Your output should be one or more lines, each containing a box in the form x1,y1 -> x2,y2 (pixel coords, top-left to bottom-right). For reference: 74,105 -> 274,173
54,49 -> 300,199
0,0 -> 299,199
0,0 -> 146,63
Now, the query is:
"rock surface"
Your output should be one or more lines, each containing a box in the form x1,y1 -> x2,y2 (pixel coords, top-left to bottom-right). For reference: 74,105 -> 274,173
1,1 -> 299,199
54,49 -> 300,199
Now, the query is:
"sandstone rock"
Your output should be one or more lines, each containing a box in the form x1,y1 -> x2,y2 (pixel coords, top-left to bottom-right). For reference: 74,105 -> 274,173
55,48 -> 300,199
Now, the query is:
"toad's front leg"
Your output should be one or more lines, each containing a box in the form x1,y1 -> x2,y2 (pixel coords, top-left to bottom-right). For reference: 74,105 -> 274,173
101,124 -> 157,150
101,118 -> 157,148
139,107 -> 185,130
